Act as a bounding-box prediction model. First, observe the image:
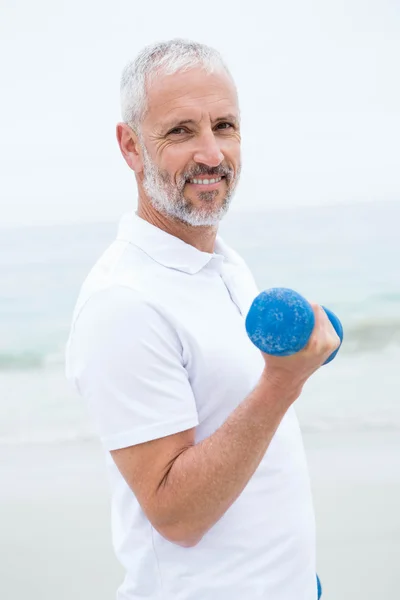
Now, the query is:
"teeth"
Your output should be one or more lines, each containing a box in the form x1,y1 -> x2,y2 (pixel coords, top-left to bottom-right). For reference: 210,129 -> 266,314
190,177 -> 222,185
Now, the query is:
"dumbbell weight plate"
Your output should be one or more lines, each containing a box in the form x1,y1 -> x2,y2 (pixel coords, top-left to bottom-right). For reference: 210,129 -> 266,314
245,288 -> 343,365
245,288 -> 315,356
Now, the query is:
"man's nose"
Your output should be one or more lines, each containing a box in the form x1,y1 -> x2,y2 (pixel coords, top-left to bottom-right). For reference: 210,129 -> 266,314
193,130 -> 224,167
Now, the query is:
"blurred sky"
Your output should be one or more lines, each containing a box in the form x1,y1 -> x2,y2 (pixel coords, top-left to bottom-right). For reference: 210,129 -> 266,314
1,0 -> 399,226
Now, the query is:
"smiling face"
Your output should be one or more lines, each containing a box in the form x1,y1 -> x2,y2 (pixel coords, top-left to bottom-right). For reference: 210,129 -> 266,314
136,67 -> 242,227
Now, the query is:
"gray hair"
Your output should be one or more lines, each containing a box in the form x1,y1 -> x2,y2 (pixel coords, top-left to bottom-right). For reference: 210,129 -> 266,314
120,38 -> 237,134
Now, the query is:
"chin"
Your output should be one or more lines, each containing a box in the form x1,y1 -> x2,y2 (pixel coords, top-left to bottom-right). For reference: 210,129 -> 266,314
186,204 -> 231,227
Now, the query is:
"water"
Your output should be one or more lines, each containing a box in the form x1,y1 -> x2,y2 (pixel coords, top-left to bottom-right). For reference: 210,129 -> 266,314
1,200 -> 399,444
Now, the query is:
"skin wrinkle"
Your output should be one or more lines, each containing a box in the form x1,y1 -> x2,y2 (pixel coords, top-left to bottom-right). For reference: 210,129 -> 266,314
152,102 -> 238,133
117,67 -> 242,252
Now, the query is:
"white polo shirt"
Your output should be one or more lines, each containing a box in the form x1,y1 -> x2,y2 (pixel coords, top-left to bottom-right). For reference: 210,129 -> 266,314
65,210 -> 317,600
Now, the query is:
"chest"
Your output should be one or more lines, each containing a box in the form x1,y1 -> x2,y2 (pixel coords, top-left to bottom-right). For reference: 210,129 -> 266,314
157,264 -> 266,438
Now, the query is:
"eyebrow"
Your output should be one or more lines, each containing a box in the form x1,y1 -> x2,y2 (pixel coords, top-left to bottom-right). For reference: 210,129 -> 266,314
163,113 -> 239,131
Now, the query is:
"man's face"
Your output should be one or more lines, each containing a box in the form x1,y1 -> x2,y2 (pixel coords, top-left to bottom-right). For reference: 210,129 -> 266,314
137,67 -> 241,227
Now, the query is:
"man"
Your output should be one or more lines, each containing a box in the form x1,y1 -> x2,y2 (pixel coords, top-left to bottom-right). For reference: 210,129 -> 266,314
65,38 -> 338,599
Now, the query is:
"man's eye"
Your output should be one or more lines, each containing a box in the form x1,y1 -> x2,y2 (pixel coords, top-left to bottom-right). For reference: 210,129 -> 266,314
216,122 -> 234,130
168,127 -> 187,135
168,123 -> 235,135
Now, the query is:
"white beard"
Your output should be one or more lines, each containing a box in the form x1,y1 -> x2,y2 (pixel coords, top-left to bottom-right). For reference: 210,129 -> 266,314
139,140 -> 241,227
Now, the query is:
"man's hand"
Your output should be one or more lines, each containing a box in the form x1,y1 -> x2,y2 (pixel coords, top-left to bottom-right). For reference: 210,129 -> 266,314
260,302 -> 341,395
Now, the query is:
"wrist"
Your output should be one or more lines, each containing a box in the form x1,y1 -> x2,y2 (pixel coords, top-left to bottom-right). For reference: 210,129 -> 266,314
260,367 -> 304,404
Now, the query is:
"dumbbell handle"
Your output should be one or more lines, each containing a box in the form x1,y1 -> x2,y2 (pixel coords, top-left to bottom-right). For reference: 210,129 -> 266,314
245,288 -> 343,365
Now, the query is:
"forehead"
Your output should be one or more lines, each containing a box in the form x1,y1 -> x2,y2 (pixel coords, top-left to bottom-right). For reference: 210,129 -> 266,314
143,68 -> 239,128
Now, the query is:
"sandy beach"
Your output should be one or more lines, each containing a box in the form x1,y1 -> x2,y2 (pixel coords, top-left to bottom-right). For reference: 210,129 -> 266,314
304,432 -> 400,599
2,431 -> 399,599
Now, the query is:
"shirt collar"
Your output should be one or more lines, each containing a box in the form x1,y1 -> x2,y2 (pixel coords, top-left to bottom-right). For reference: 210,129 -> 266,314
116,210 -> 240,275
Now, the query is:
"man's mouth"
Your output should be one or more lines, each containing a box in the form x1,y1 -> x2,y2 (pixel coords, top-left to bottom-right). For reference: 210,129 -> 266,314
187,176 -> 225,186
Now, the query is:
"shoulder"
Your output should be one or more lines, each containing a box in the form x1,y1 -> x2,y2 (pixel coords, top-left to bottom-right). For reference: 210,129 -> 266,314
67,285 -> 185,367
72,285 -> 174,341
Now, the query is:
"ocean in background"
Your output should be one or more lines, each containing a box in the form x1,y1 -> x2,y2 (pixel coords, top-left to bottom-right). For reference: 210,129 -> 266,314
1,200 -> 400,444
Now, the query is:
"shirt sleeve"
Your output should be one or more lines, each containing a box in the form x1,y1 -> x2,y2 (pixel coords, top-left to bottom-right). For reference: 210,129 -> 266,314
67,285 -> 199,451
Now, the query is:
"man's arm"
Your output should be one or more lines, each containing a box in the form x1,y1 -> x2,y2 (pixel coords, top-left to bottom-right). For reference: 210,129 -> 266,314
111,304 -> 340,547
111,372 -> 299,547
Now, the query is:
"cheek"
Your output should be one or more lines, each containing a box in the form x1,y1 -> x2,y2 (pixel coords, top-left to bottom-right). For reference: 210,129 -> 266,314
226,136 -> 241,158
230,144 -> 241,171
162,146 -> 191,182
216,135 -> 240,161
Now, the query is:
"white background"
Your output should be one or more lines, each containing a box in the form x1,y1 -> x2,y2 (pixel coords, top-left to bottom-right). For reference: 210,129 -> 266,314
1,0 -> 399,225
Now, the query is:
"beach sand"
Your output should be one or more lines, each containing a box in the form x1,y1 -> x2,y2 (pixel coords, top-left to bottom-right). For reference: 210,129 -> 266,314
2,432 -> 399,599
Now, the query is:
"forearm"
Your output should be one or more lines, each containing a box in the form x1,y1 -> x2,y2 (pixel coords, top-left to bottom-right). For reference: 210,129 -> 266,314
156,374 -> 301,545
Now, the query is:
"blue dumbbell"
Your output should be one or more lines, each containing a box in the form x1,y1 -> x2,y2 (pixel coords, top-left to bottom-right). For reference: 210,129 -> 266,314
245,288 -> 343,365
317,574 -> 322,599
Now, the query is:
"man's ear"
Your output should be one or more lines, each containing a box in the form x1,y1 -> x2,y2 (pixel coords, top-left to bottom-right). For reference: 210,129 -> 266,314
116,123 -> 143,173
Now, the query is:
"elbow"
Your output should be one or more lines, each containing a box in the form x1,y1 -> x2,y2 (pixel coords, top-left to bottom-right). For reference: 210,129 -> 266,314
174,536 -> 202,548
157,524 -> 203,548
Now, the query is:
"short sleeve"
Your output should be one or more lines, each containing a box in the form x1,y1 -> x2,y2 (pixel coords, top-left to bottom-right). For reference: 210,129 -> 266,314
67,285 -> 199,451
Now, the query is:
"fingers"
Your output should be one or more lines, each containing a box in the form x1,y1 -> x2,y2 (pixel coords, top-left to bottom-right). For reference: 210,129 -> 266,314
309,303 -> 341,354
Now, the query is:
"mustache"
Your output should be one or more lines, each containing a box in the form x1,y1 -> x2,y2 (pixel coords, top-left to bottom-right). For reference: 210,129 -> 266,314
183,165 -> 233,180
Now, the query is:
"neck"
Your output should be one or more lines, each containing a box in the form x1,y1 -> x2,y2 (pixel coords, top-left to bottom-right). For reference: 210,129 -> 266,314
136,197 -> 218,254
